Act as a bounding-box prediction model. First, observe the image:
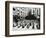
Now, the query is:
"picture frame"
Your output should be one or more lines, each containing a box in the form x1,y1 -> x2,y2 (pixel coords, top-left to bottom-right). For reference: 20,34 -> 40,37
5,1 -> 45,37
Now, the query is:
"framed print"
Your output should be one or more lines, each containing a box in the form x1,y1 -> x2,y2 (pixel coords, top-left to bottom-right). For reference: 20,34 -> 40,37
5,1 -> 45,37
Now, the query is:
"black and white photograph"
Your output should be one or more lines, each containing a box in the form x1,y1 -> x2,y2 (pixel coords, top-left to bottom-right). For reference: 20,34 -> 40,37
5,1 -> 45,37
13,7 -> 40,31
